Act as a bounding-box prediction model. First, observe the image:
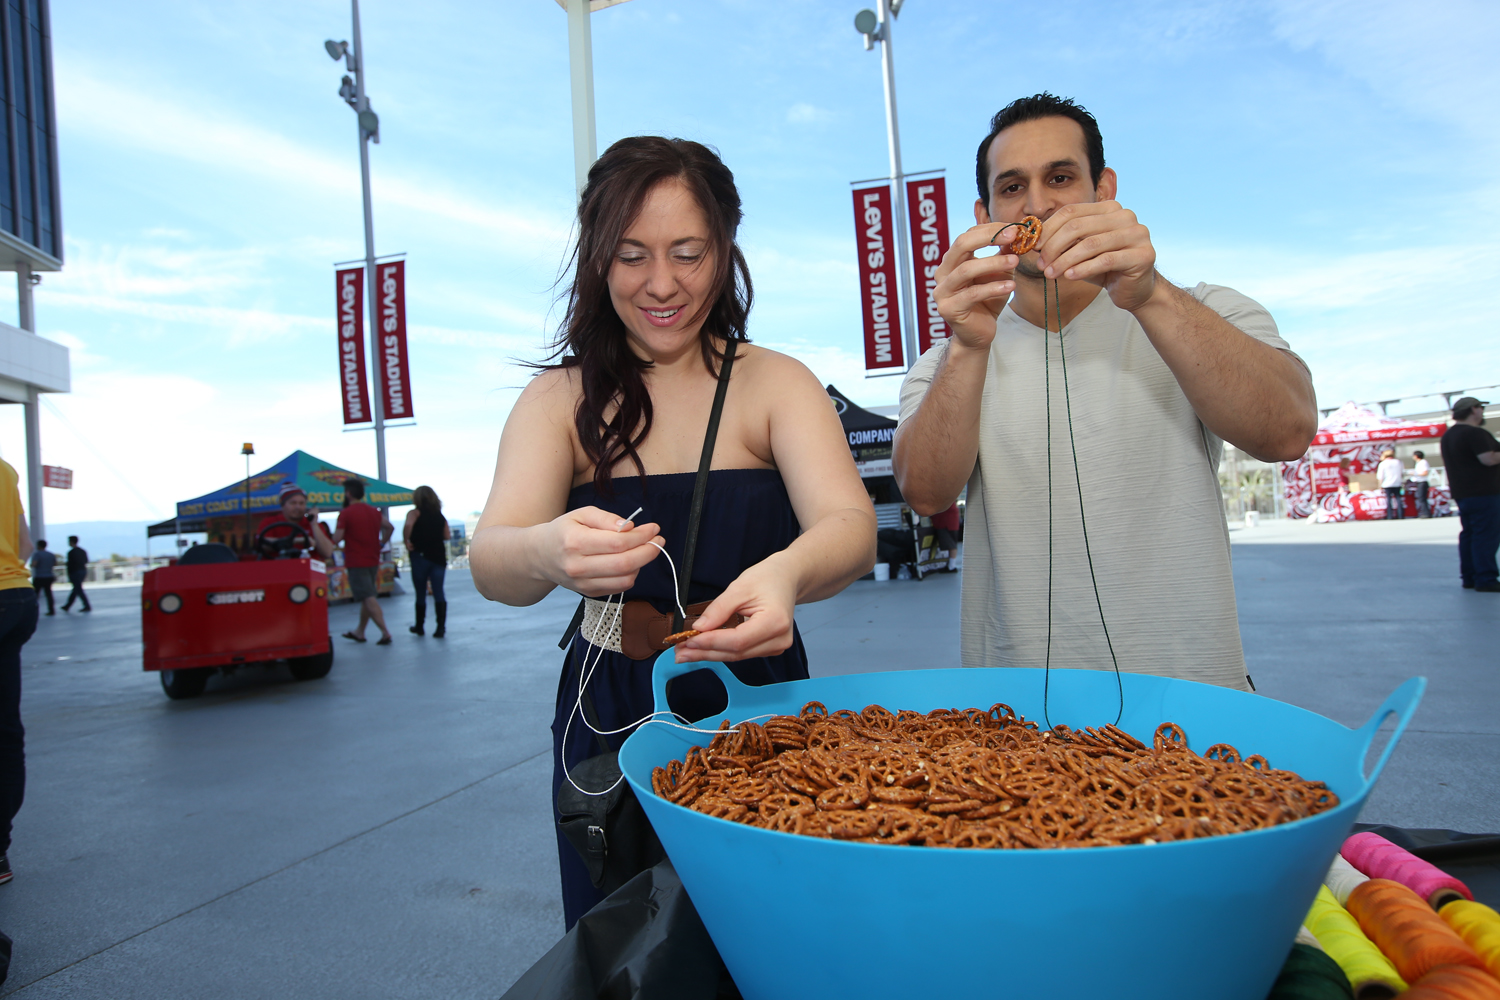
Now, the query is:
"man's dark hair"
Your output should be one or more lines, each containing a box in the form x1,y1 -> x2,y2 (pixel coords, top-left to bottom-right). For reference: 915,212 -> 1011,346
1413,450 -> 1425,459
343,478 -> 365,500
36,540 -> 45,549
975,93 -> 1105,210
67,535 -> 78,545
1454,405 -> 1476,422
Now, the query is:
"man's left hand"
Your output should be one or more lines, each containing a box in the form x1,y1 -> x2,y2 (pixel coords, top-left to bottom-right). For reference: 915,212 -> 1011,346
1035,201 -> 1157,312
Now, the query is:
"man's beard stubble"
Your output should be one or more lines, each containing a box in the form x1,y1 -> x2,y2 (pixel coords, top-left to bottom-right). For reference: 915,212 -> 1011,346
1015,254 -> 1046,281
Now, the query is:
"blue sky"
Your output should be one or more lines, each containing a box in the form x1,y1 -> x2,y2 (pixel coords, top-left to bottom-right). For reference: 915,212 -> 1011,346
4,0 -> 1497,526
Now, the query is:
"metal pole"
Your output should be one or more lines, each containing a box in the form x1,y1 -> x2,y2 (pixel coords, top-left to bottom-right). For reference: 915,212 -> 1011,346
244,453 -> 252,551
876,0 -> 918,368
351,0 -> 386,483
17,264 -> 42,545
566,0 -> 597,199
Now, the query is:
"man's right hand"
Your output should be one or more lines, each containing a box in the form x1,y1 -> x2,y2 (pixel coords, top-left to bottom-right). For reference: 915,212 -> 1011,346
538,506 -> 664,598
934,222 -> 1022,351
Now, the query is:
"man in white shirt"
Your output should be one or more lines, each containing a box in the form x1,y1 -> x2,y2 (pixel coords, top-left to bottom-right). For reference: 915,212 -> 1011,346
1376,449 -> 1406,521
894,94 -> 1317,691
1410,450 -> 1432,518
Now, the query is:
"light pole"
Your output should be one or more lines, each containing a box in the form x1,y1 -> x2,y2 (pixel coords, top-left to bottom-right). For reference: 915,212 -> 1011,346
854,0 -> 918,369
325,0 -> 387,484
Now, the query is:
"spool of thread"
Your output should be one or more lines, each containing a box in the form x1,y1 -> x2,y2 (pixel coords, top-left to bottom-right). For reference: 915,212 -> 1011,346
1326,854 -> 1371,906
1299,925 -> 1327,950
1442,901 -> 1500,980
1306,885 -> 1407,999
1267,943 -> 1356,1000
1343,832 -> 1473,909
1400,964 -> 1500,999
1346,878 -> 1486,982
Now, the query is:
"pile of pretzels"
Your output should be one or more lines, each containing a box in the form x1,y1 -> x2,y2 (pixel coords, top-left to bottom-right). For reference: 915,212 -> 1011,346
650,702 -> 1338,848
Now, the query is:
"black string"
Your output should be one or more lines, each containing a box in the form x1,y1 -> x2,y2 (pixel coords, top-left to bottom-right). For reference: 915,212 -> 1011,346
1041,277 -> 1125,729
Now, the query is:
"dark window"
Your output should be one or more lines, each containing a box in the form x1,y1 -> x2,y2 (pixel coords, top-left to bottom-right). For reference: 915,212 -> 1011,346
28,0 -> 48,255
8,0 -> 31,246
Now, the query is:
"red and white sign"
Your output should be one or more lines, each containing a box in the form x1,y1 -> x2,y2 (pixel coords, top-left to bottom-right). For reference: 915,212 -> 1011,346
852,185 -> 904,370
905,176 -> 951,355
41,465 -> 71,489
376,260 -> 414,421
1311,462 -> 1343,496
336,267 -> 372,425
1311,423 -> 1446,446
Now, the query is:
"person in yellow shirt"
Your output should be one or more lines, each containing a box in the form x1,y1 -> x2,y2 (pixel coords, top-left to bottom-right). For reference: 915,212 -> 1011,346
0,458 -> 38,885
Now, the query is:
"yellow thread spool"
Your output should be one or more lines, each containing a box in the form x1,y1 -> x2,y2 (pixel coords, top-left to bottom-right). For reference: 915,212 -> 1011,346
1306,885 -> 1408,999
1442,900 -> 1500,981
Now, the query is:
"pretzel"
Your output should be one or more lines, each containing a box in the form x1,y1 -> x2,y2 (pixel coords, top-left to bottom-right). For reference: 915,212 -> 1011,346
993,215 -> 1042,255
661,629 -> 700,646
654,704 -> 1338,848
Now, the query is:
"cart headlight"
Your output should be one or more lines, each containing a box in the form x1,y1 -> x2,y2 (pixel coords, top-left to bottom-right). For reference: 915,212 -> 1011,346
160,593 -> 183,614
288,584 -> 311,604
315,587 -> 326,599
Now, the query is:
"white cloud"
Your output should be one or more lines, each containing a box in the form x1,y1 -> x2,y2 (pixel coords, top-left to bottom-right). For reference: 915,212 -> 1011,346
786,102 -> 833,125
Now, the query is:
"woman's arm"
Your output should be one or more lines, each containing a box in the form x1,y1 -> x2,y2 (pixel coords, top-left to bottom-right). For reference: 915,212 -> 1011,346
471,371 -> 665,606
683,354 -> 876,662
403,509 -> 417,551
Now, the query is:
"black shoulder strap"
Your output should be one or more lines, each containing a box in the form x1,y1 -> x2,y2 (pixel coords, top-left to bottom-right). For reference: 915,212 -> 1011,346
673,338 -> 738,632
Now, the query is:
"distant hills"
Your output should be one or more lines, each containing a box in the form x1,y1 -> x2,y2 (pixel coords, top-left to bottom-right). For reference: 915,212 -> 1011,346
40,521 -> 195,560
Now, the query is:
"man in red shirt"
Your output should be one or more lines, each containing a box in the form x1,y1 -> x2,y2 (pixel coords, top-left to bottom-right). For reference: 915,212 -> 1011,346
333,478 -> 394,644
256,483 -> 334,559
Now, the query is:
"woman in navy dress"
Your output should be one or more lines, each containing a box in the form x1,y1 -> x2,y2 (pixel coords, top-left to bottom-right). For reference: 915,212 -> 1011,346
471,137 -> 875,928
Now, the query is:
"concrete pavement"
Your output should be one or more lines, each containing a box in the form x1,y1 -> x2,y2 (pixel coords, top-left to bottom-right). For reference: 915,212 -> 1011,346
0,519 -> 1493,996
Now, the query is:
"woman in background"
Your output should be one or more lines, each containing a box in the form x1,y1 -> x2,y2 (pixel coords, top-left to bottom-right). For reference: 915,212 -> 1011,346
403,486 -> 451,638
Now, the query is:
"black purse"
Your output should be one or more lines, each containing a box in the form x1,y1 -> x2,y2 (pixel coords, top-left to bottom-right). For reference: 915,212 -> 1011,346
555,338 -> 739,894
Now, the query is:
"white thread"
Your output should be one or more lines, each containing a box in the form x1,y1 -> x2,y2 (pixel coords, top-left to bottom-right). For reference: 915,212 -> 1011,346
559,515 -> 738,799
1324,854 -> 1369,906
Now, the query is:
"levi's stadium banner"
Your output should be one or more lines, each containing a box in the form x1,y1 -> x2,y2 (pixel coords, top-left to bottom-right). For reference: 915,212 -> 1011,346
852,184 -> 904,370
336,267 -> 372,425
376,260 -> 414,421
905,175 -> 951,355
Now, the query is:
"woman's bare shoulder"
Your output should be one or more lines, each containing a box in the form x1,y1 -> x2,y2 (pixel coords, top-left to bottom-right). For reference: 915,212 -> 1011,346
733,343 -> 821,388
514,366 -> 581,415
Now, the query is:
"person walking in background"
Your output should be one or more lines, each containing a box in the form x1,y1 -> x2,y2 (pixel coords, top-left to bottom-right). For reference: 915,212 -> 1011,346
28,542 -> 54,617
931,502 -> 963,572
1376,448 -> 1405,520
1440,397 -> 1500,592
332,478 -> 394,643
60,536 -> 89,613
0,458 -> 40,884
1411,450 -> 1432,518
403,486 -> 452,638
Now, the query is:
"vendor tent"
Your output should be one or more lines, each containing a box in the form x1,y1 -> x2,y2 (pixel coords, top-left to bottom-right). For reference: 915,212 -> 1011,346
147,450 -> 414,537
1280,403 -> 1451,521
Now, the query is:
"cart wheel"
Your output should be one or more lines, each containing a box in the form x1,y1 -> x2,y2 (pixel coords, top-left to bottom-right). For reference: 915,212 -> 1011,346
288,645 -> 334,681
160,668 -> 211,700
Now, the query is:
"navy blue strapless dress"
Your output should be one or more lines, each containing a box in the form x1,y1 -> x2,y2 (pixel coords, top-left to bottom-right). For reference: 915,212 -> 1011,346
552,469 -> 810,927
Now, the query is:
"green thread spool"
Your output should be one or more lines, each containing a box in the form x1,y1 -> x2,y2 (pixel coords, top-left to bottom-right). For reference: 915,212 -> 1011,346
1267,943 -> 1356,999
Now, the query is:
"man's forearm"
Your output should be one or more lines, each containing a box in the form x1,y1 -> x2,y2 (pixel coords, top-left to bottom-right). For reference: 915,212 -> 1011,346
1133,280 -> 1317,462
893,342 -> 988,516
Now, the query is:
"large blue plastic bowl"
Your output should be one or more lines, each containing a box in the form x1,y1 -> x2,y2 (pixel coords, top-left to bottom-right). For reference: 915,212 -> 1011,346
618,651 -> 1424,1000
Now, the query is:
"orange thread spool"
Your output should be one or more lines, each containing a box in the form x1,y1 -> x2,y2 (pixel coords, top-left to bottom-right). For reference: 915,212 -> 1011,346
1346,879 -> 1486,982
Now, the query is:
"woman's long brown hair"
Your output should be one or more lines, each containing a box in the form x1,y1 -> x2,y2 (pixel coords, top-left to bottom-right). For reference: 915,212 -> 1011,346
548,136 -> 753,495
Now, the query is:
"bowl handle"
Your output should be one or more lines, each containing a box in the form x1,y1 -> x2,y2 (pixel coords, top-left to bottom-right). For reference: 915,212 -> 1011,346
1354,676 -> 1426,790
650,647 -> 765,721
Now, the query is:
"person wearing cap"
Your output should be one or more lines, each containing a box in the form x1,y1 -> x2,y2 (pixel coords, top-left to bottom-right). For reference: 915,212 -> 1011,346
1439,397 -> 1500,592
894,93 -> 1318,691
256,483 -> 334,559
1375,448 -> 1405,521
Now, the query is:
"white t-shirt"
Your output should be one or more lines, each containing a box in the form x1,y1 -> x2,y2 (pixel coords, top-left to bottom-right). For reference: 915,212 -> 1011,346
1411,459 -> 1431,483
1376,458 -> 1406,488
899,284 -> 1294,691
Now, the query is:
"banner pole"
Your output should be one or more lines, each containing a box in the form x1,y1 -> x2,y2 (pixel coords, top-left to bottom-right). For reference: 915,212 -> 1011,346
351,0 -> 387,484
877,0 -> 918,370
566,0 -> 597,200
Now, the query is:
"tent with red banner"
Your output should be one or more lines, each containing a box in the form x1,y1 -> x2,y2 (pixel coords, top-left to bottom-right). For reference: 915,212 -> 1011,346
1280,403 -> 1452,521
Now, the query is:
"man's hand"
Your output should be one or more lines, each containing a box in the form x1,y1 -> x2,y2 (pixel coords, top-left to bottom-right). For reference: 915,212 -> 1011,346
933,223 -> 1022,350
1035,201 -> 1157,313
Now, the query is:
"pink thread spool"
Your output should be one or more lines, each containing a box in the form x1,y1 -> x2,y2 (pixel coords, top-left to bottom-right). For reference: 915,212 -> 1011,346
1342,832 -> 1472,910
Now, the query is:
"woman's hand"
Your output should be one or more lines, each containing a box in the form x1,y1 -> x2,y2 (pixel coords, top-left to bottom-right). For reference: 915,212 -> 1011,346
538,506 -> 664,597
675,556 -> 796,663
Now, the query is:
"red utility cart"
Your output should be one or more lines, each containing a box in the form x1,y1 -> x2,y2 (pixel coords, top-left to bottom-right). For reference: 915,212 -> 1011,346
142,537 -> 334,699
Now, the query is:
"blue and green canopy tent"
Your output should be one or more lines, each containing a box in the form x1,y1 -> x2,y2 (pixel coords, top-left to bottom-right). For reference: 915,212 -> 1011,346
147,450 -> 414,537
